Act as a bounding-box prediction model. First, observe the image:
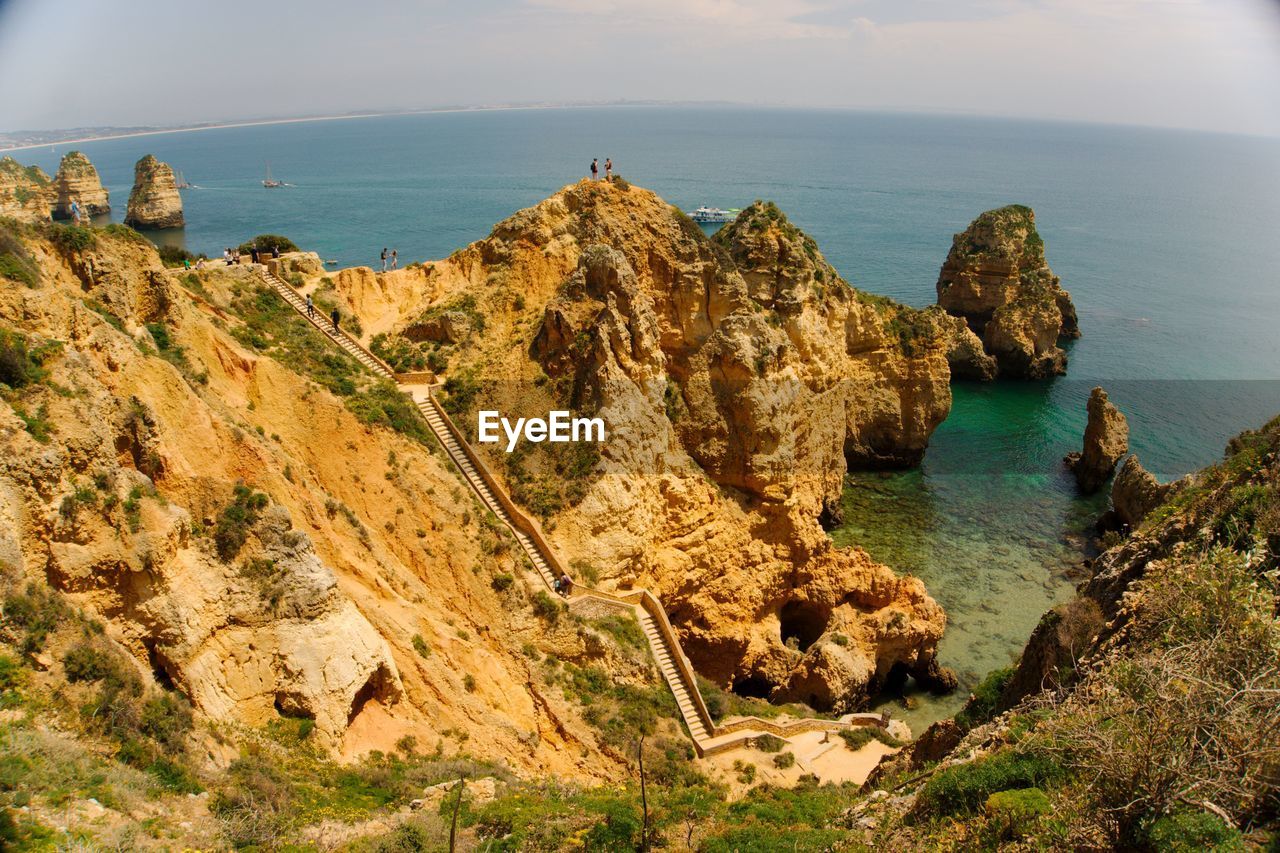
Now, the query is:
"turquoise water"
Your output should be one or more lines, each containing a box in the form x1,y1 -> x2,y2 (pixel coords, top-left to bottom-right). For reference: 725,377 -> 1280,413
21,107 -> 1280,727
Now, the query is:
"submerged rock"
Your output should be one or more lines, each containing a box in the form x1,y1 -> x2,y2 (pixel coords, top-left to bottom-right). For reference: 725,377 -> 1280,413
0,156 -> 54,222
125,154 -> 184,229
1065,387 -> 1129,493
52,151 -> 110,219
936,205 -> 1079,379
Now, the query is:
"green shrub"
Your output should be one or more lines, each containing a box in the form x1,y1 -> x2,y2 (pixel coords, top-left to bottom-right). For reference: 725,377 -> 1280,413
370,333 -> 428,373
148,756 -> 202,794
42,222 -> 96,253
345,381 -> 432,445
2,584 -> 67,654
238,234 -> 298,254
531,590 -> 564,623
1145,810 -> 1245,851
753,734 -> 785,753
157,245 -> 203,267
0,328 -> 58,389
772,752 -> 795,769
838,726 -> 902,751
918,749 -> 1066,817
62,646 -> 116,683
13,403 -> 52,443
412,634 -> 431,658
984,787 -> 1050,840
955,666 -> 1014,730
212,484 -> 269,562
490,573 -> 514,593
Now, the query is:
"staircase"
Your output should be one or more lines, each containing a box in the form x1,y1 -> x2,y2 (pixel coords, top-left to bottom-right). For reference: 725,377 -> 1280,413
255,266 -> 890,757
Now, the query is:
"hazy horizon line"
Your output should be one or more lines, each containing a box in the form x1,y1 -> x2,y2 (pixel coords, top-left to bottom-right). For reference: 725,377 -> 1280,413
4,99 -> 1278,153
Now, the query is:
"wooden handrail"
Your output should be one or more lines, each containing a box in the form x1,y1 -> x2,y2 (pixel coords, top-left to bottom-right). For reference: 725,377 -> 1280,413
251,268 -> 892,758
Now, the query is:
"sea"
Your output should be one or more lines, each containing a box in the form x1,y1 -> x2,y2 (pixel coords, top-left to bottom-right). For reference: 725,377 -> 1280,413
18,106 -> 1280,729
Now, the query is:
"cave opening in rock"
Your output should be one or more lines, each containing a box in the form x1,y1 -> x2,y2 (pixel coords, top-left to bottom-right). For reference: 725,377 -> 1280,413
348,664 -> 394,724
731,674 -> 776,700
141,638 -> 176,691
779,600 -> 829,653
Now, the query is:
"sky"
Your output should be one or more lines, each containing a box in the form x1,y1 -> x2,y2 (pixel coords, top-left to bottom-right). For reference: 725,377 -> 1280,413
2,0 -> 1280,136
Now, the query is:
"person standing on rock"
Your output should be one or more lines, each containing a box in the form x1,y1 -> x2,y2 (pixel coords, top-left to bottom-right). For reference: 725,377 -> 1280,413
590,159 -> 598,181
330,308 -> 340,333
391,249 -> 398,270
605,158 -> 612,181
380,247 -> 388,272
250,246 -> 259,265
306,293 -> 315,318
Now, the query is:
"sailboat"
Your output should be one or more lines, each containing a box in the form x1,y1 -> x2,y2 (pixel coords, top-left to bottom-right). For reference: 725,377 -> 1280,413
175,171 -> 191,189
262,162 -> 284,188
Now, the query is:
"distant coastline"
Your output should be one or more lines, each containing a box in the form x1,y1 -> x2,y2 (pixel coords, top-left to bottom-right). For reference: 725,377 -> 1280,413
0,101 -> 744,154
0,107 -> 531,153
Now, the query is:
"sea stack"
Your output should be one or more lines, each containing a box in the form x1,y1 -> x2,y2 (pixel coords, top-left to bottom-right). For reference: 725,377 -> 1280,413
52,151 -> 110,219
936,205 -> 1079,379
124,154 -> 184,229
1066,386 -> 1129,493
0,156 -> 55,223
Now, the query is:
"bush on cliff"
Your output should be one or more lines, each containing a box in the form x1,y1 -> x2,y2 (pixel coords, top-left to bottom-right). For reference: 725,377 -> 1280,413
238,234 -> 298,254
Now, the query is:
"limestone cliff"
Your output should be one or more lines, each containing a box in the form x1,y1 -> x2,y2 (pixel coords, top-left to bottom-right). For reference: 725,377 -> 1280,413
124,155 -> 184,229
936,205 -> 1079,379
1111,454 -> 1173,527
52,150 -> 110,218
328,183 -> 957,710
0,221 -> 638,779
0,156 -> 54,223
1065,386 -> 1129,493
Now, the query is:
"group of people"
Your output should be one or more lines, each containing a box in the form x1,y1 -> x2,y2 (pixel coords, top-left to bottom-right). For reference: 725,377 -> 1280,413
589,158 -> 614,181
221,244 -> 281,266
380,247 -> 398,272
552,572 -> 574,597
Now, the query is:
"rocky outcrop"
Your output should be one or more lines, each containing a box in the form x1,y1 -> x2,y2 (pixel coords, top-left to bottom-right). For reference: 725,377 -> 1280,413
0,156 -> 54,222
1065,387 -> 1129,493
124,154 -> 184,229
51,151 -> 109,219
352,183 -> 957,711
936,205 -> 1079,379
1111,454 -> 1171,527
0,221 -> 630,778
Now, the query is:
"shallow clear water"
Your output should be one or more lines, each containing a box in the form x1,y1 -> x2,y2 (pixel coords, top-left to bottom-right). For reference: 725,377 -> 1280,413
20,107 -> 1280,729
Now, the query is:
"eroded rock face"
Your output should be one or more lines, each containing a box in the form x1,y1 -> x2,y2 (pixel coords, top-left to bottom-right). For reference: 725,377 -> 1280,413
52,151 -> 110,219
0,156 -> 54,223
365,184 -> 956,711
1111,454 -> 1169,527
937,205 -> 1079,379
1066,387 -> 1129,493
125,155 -> 184,229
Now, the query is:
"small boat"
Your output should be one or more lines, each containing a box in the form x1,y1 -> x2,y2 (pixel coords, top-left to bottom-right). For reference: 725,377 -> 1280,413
175,171 -> 192,189
689,206 -> 739,224
262,162 -> 284,188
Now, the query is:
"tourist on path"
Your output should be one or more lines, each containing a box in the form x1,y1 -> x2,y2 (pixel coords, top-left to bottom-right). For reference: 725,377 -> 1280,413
391,249 -> 398,270
250,246 -> 259,264
605,158 -> 612,180
330,308 -> 340,333
558,572 -> 573,597
272,245 -> 280,259
69,200 -> 81,225
380,248 -> 388,272
306,293 -> 315,318
590,158 -> 598,181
